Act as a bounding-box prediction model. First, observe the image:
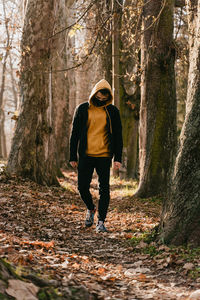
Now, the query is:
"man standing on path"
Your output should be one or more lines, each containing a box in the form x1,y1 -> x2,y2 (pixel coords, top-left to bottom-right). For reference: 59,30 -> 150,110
69,79 -> 123,233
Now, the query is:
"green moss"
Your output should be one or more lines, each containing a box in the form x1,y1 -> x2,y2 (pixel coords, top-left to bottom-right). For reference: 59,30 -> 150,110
0,259 -> 22,281
37,287 -> 63,300
0,293 -> 13,300
189,267 -> 200,279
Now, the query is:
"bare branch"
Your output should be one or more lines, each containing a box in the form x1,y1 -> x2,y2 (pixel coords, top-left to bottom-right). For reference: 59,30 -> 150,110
51,16 -> 112,73
47,0 -> 98,40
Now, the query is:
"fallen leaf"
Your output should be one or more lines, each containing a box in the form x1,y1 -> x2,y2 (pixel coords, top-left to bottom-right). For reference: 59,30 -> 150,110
101,274 -> 117,281
124,267 -> 151,277
183,263 -> 194,270
137,273 -> 148,282
124,233 -> 133,239
61,259 -> 69,268
72,263 -> 80,270
23,240 -> 55,249
136,241 -> 148,249
97,267 -> 106,275
70,204 -> 79,210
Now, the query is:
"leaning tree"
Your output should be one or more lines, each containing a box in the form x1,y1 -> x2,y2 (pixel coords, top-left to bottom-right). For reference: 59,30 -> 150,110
7,0 -> 70,185
160,0 -> 200,246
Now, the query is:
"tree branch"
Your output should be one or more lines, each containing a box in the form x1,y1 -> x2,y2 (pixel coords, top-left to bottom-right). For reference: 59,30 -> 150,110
47,0 -> 98,39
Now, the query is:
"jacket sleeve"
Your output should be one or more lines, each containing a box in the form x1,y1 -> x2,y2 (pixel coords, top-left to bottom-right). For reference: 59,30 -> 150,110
69,106 -> 80,162
113,108 -> 123,163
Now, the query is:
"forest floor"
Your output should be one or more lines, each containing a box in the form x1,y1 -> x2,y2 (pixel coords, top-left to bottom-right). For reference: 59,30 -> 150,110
0,166 -> 200,299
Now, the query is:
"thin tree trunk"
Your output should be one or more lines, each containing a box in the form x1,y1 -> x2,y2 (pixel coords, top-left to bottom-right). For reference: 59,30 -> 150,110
159,0 -> 200,246
0,51 -> 8,158
7,0 -> 69,185
0,0 -> 11,158
0,104 -> 7,158
99,0 -> 112,84
112,0 -> 122,109
111,0 -> 122,177
9,54 -> 19,111
134,0 -> 177,197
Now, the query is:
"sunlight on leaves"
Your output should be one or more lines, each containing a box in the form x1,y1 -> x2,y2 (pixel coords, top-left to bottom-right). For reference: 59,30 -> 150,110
69,23 -> 84,38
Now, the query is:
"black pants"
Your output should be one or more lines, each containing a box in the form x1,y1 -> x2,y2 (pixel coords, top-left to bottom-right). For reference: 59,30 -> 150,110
78,156 -> 112,222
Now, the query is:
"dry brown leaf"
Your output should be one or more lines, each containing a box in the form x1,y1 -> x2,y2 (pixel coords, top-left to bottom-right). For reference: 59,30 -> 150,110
137,273 -> 148,282
72,263 -> 80,270
101,274 -> 117,281
183,263 -> 194,270
116,265 -> 123,272
27,253 -> 34,261
97,267 -> 106,275
124,233 -> 133,239
23,240 -> 55,249
70,204 -> 79,210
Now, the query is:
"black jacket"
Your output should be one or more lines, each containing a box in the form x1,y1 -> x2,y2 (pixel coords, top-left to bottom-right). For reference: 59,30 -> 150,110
69,102 -> 123,162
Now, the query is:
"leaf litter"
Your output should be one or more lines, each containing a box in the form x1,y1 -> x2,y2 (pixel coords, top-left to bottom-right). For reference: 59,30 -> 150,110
0,170 -> 199,299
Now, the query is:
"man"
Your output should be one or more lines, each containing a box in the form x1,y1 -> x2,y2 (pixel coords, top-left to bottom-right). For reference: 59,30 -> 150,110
69,79 -> 123,232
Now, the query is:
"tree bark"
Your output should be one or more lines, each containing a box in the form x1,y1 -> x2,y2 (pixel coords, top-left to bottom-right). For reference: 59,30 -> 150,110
7,0 -> 69,185
134,0 -> 177,197
112,0 -> 122,109
0,0 -> 11,159
119,0 -> 141,179
99,0 -> 112,84
9,54 -> 19,111
175,0 -> 185,7
120,84 -> 139,179
159,0 -> 200,246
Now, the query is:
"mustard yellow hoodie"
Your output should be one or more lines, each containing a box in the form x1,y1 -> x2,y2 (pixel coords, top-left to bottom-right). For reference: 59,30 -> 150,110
86,79 -> 113,157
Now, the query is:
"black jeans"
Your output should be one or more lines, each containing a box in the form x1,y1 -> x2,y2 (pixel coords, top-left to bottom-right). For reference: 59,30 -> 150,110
78,156 -> 112,222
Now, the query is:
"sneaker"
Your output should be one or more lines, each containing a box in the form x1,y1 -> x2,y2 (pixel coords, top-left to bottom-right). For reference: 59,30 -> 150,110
96,221 -> 108,233
85,207 -> 96,227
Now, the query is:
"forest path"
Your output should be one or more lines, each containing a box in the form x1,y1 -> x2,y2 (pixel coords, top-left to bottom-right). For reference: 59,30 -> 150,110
0,170 -> 197,299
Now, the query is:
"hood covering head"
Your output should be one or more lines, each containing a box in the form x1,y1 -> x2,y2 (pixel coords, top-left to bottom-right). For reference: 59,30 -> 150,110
89,79 -> 113,106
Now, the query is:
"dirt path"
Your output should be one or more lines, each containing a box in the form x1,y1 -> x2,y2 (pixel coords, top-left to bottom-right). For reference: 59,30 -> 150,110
0,171 -> 198,299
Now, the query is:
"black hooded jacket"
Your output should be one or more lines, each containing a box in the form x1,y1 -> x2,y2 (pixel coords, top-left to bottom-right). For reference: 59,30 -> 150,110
69,102 -> 123,163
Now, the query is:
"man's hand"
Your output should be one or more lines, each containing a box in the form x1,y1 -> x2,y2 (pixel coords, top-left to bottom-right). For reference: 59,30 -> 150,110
113,161 -> 121,170
70,161 -> 78,168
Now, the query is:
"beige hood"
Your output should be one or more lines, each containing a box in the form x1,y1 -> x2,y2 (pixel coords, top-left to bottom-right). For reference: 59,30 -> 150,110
89,79 -> 113,103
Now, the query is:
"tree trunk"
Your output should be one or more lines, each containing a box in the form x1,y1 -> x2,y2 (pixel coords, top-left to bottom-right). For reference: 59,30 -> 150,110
119,0 -> 141,179
67,1 -> 77,117
0,105 -> 7,159
99,0 -> 112,84
112,0 -> 122,109
9,54 -> 19,111
7,0 -> 69,185
120,83 -> 139,179
50,1 -> 70,167
159,0 -> 200,246
0,0 -> 11,159
134,0 -> 177,197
